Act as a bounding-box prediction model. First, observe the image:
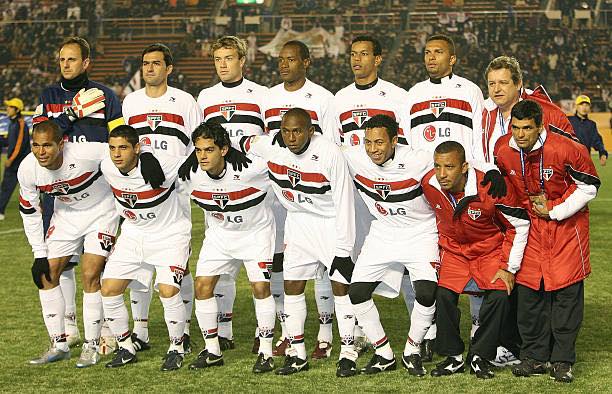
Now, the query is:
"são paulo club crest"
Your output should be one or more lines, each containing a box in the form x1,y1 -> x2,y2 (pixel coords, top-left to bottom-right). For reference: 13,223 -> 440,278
287,169 -> 301,187
423,125 -> 436,142
220,105 -> 236,121
374,184 -> 391,200
430,101 -> 446,117
170,265 -> 185,285
467,207 -> 482,220
352,110 -> 369,128
98,233 -> 116,252
543,168 -> 554,181
212,193 -> 229,209
121,192 -> 138,208
51,182 -> 70,195
147,114 -> 163,130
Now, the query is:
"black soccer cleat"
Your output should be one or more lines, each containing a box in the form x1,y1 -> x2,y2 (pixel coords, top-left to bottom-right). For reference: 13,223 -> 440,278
336,357 -> 357,378
550,362 -> 574,383
402,353 -> 426,377
361,353 -> 397,374
512,357 -> 548,377
420,339 -> 434,362
470,355 -> 494,379
161,350 -> 184,372
219,336 -> 235,351
189,349 -> 224,370
131,333 -> 151,352
275,355 -> 309,375
105,347 -> 137,368
430,356 -> 465,377
252,353 -> 274,374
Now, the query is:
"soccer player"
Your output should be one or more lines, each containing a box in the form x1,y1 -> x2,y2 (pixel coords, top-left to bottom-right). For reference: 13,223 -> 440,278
122,43 -> 202,352
264,40 -> 337,358
237,108 -> 358,377
196,35 -> 268,350
494,100 -> 600,383
183,122 -> 276,373
100,125 -> 189,371
32,36 -> 124,348
18,121 -> 161,367
421,141 -> 530,379
480,56 -> 576,163
344,115 -> 439,377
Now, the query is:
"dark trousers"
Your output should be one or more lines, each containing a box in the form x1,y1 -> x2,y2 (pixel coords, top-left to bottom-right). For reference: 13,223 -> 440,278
435,287 -> 518,359
0,165 -> 18,214
517,281 -> 584,364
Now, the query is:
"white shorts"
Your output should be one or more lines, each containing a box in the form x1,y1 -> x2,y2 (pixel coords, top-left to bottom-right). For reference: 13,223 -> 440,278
196,225 -> 274,282
283,212 -> 350,284
352,225 -> 439,298
271,197 -> 287,254
46,205 -> 119,260
103,231 -> 190,291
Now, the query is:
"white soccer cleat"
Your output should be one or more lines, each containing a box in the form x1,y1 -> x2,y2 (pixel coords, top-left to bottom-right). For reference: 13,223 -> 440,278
490,346 -> 520,367
29,345 -> 70,365
76,341 -> 100,368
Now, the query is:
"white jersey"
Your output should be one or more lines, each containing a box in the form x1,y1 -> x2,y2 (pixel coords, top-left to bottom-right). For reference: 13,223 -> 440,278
184,156 -> 275,233
244,134 -> 355,257
122,86 -> 201,157
101,154 -> 191,237
406,73 -> 485,160
264,79 -> 336,141
197,78 -> 267,140
17,142 -> 114,257
333,78 -> 410,146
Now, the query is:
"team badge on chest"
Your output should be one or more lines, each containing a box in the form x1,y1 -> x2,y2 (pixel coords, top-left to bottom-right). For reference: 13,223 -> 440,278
543,168 -> 554,181
287,169 -> 301,187
430,101 -> 446,117
467,207 -> 481,220
352,110 -> 368,128
213,193 -> 229,209
147,114 -> 162,130
220,105 -> 236,121
374,184 -> 391,200
121,192 -> 138,208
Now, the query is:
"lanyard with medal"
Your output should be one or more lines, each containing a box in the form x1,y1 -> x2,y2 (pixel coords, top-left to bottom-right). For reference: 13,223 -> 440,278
447,191 -> 458,209
519,135 -> 545,205
498,111 -> 508,136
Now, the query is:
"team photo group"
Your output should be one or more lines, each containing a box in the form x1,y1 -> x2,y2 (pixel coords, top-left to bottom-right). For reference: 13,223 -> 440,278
9,30 -> 600,385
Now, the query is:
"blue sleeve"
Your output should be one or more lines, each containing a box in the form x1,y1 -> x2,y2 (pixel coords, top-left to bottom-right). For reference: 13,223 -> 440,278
103,87 -> 124,131
591,122 -> 608,157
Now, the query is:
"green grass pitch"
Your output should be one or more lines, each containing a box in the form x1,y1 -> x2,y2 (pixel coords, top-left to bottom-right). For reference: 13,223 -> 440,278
0,157 -> 610,393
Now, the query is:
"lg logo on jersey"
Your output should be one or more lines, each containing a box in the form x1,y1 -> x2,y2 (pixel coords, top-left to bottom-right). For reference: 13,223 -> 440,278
375,202 -> 406,216
123,209 -> 156,221
211,212 -> 244,223
423,125 -> 451,142
282,190 -> 313,204
56,192 -> 90,203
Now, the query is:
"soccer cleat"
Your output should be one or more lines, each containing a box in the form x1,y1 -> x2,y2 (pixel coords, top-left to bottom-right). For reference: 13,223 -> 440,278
311,341 -> 333,360
189,349 -> 224,370
130,333 -> 151,352
161,350 -> 184,371
512,358 -> 548,377
354,336 -> 372,356
76,341 -> 100,368
273,338 -> 290,357
419,339 -> 434,362
29,345 -> 71,365
550,362 -> 574,383
275,355 -> 309,375
361,353 -> 397,374
402,353 -> 426,377
218,336 -> 235,351
490,346 -> 520,367
99,336 -> 117,355
183,334 -> 192,355
336,357 -> 357,377
252,353 -> 275,374
252,337 -> 260,355
430,356 -> 465,377
470,355 -> 494,379
105,347 -> 137,368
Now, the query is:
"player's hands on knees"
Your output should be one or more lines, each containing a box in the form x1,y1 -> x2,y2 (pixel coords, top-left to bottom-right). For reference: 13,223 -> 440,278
330,256 -> 354,283
178,151 -> 198,181
482,170 -> 507,198
490,269 -> 515,295
140,152 -> 165,189
64,88 -> 106,121
31,257 -> 51,289
225,147 -> 252,171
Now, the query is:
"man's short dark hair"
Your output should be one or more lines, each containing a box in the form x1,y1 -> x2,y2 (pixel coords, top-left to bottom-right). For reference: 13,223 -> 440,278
434,140 -> 466,163
426,34 -> 455,56
282,108 -> 312,129
142,43 -> 174,66
33,120 -> 62,143
191,121 -> 231,149
283,40 -> 310,60
351,35 -> 382,56
363,114 -> 398,140
61,36 -> 91,60
109,125 -> 140,147
511,99 -> 543,127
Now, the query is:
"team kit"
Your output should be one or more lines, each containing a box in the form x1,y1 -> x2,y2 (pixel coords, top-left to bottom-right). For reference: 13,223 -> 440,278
17,34 -> 599,384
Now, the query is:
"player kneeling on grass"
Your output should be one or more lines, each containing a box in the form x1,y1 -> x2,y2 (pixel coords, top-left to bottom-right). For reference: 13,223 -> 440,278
99,125 -> 190,371
179,122 -> 277,373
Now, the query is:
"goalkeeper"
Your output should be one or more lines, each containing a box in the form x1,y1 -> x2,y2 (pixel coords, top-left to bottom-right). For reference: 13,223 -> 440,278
31,36 -> 125,352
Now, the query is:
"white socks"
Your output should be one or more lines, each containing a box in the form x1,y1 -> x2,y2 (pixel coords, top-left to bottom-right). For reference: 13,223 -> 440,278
214,277 -> 236,340
334,294 -> 357,361
39,286 -> 69,351
82,290 -> 103,343
102,294 -> 135,354
159,293 -> 186,353
352,299 -> 393,359
254,295 -> 275,357
195,297 -> 221,356
470,294 -> 483,339
404,301 -> 436,356
181,273 -> 194,336
130,287 -> 152,342
314,274 -> 334,343
59,268 -> 78,336
284,293 -> 307,359
270,271 -> 287,339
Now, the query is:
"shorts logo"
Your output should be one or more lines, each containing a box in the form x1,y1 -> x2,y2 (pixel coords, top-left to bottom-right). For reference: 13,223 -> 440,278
212,193 -> 229,209
430,101 -> 446,117
467,207 -> 481,220
287,169 -> 301,187
258,261 -> 273,280
212,212 -> 225,221
220,105 -> 236,121
170,265 -> 185,286
46,225 -> 55,239
543,168 -> 554,181
146,114 -> 163,130
51,182 -> 70,195
423,125 -> 436,142
374,184 -> 391,200
375,202 -> 388,216
98,233 -> 116,252
352,110 -> 368,128
282,190 -> 294,202
121,192 -> 138,208
123,209 -> 137,221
